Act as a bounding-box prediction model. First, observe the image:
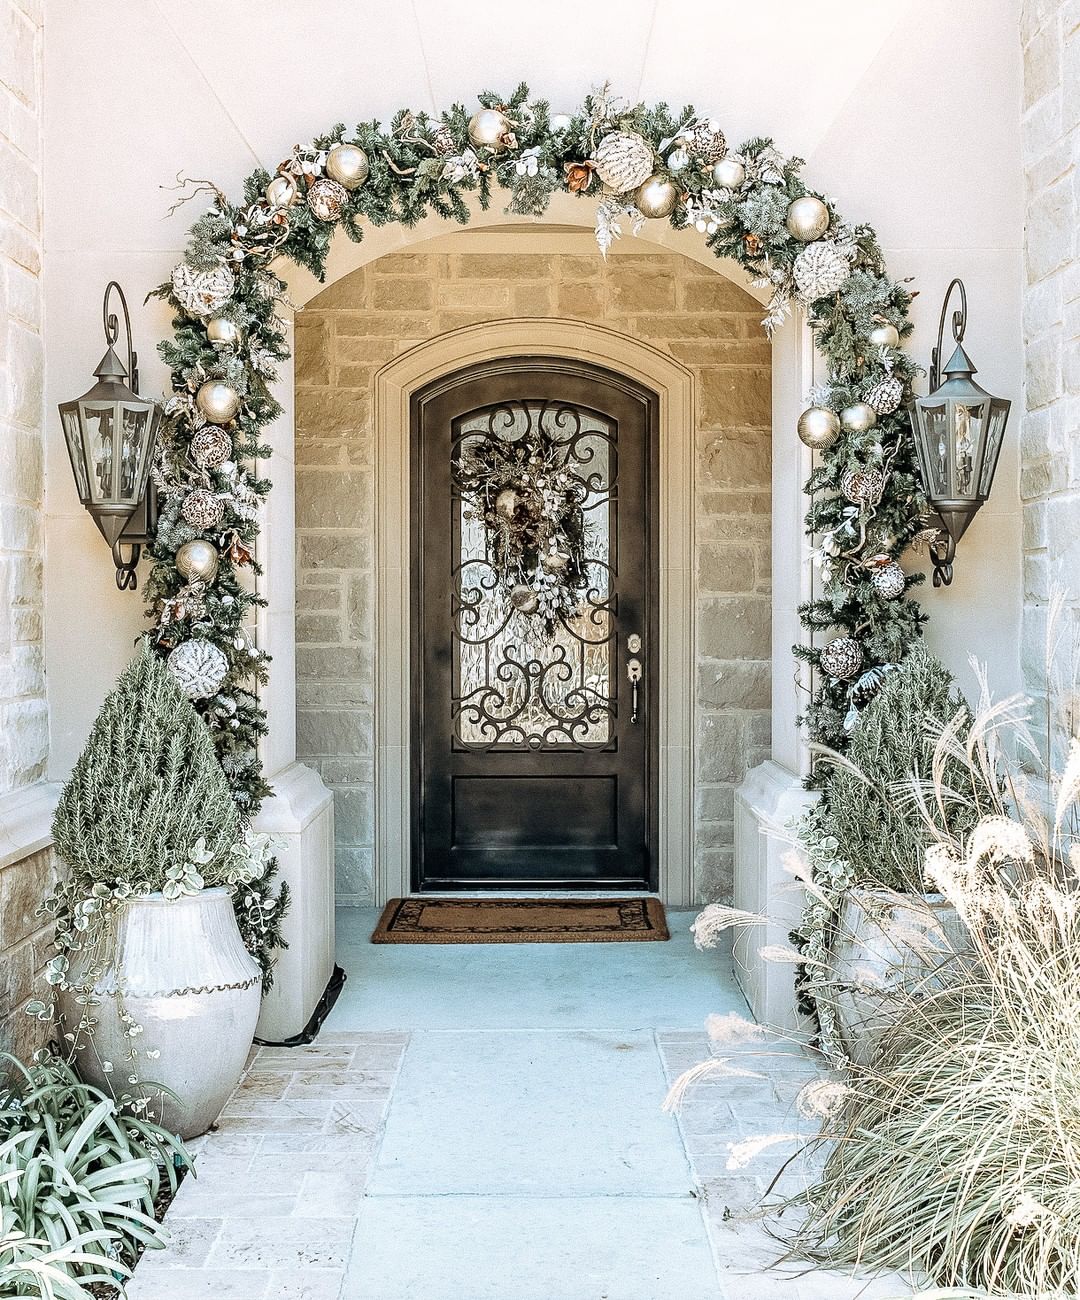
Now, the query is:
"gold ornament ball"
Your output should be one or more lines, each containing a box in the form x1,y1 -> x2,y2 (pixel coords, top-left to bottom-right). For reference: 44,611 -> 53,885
542,551 -> 570,574
711,157 -> 745,189
634,174 -> 680,219
868,322 -> 901,349
468,108 -> 514,152
175,539 -> 220,585
785,195 -> 830,242
206,317 -> 239,348
265,174 -> 298,209
840,402 -> 878,433
326,142 -> 370,190
509,584 -> 539,614
797,406 -> 841,450
195,380 -> 241,425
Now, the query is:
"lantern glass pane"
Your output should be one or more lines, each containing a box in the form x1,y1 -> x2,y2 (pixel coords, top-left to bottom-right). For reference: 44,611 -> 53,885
61,408 -> 90,499
82,403 -> 117,503
979,404 -> 1009,497
920,403 -> 950,496
119,406 -> 149,500
953,403 -> 984,497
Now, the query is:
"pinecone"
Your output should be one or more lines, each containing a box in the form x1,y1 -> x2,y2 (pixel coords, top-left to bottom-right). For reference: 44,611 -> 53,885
866,376 -> 903,416
592,131 -> 655,191
793,241 -> 850,301
431,124 -> 456,156
685,120 -> 727,165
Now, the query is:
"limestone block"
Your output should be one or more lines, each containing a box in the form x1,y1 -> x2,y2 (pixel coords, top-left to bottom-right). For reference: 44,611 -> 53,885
299,532 -> 370,570
335,846 -> 374,903
295,389 -> 369,438
454,253 -> 553,280
294,318 -> 331,387
698,596 -> 771,659
607,266 -> 675,313
346,574 -> 373,642
332,786 -> 375,846
696,543 -> 756,594
372,278 -> 435,312
1024,18 -> 1061,108
696,659 -> 771,710
0,846 -> 54,949
2,319 -> 42,430
295,613 -> 342,645
698,429 -> 771,489
296,708 -> 372,758
1027,179 -> 1073,284
295,470 -> 372,531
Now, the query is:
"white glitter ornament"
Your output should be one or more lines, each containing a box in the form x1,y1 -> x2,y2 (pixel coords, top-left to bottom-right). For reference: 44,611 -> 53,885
684,120 -> 727,165
181,488 -> 225,530
306,177 -> 348,222
167,640 -> 229,700
190,426 -> 233,469
870,562 -> 906,599
866,376 -> 904,416
820,636 -> 864,681
841,467 -> 887,506
592,131 -> 655,191
170,263 -> 236,317
793,241 -> 850,301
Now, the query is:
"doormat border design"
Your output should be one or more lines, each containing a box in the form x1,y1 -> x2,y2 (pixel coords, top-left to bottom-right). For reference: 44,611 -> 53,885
371,897 -> 669,945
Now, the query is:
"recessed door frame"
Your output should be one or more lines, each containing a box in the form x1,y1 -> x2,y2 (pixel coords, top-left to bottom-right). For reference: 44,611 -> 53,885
373,320 -> 696,906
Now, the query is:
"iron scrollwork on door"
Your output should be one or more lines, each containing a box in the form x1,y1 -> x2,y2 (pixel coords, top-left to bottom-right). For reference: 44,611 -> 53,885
451,400 -> 618,751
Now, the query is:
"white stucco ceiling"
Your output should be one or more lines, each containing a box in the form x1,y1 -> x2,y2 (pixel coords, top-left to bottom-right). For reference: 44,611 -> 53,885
47,0 -> 915,252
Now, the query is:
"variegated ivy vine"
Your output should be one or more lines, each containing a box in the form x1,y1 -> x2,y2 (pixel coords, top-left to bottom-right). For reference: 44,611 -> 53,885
147,82 -> 934,954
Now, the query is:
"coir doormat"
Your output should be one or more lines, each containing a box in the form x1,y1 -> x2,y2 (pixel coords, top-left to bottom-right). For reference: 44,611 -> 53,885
371,897 -> 669,944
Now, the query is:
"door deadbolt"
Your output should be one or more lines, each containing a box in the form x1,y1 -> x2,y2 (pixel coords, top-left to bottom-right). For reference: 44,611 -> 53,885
627,633 -> 642,654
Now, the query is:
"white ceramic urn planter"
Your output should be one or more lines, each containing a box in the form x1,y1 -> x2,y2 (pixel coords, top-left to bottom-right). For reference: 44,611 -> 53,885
61,888 -> 262,1139
831,887 -> 968,1066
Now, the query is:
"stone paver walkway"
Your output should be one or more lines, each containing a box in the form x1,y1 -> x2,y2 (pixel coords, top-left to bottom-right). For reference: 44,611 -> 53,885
127,910 -> 913,1300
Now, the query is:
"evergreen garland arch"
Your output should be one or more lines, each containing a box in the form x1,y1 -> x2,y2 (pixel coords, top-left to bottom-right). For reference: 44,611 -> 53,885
148,82 -> 931,825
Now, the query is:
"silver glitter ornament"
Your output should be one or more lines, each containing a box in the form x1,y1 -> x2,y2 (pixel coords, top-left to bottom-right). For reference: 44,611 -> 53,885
841,467 -> 887,506
793,241 -> 850,301
191,426 -> 233,469
866,376 -> 903,416
181,488 -> 225,531
468,108 -> 515,152
840,402 -> 878,433
870,562 -> 906,600
820,636 -> 864,681
170,263 -> 236,318
634,174 -> 679,219
711,157 -> 745,189
797,407 -> 841,450
325,142 -> 369,190
196,380 -> 240,425
868,322 -> 901,349
206,317 -> 240,348
306,177 -> 348,222
592,131 -> 655,191
785,195 -> 830,242
175,539 -> 220,585
264,174 -> 299,209
167,639 -> 229,700
685,120 -> 727,164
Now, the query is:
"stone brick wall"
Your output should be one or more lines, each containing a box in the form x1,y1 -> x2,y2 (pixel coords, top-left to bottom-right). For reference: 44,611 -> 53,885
295,247 -> 771,905
0,845 -> 55,1060
0,0 -> 48,1062
0,0 -> 46,793
1020,2 -> 1080,729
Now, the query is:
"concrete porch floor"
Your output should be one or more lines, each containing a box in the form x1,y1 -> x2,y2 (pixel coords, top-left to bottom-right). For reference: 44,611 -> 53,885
127,909 -> 911,1300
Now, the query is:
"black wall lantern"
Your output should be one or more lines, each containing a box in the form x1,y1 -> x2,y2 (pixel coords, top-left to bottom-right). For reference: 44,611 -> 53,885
58,282 -> 161,590
908,278 -> 1010,587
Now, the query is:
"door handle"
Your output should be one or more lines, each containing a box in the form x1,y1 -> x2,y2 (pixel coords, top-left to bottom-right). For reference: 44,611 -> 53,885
627,657 -> 643,724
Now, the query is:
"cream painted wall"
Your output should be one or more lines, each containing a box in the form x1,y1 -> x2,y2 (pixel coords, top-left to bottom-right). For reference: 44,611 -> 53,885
42,0 -> 1025,780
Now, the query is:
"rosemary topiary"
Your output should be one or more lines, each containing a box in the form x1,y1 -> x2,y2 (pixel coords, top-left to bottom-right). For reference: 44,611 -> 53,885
52,639 -> 239,891
823,643 -> 980,891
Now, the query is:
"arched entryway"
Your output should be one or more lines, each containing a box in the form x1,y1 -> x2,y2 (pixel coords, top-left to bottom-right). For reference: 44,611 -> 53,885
288,228 -> 791,912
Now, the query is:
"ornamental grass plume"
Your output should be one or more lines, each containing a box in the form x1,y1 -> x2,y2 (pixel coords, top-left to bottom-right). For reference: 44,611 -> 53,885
787,660 -> 1080,1298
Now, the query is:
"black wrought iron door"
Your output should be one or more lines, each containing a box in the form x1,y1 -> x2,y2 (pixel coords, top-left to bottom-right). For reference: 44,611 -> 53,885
411,358 -> 657,891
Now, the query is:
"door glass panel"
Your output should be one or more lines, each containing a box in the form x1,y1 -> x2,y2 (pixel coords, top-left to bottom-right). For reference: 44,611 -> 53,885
451,400 -> 617,751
